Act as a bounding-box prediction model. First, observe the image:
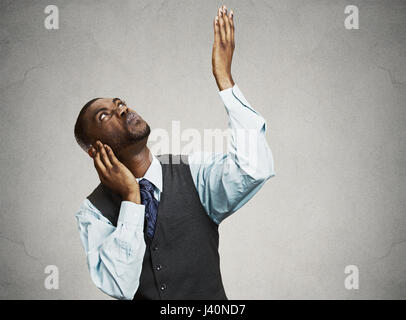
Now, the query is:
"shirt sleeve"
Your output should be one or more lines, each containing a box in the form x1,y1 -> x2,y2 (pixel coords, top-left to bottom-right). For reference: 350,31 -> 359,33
188,84 -> 275,224
75,199 -> 146,300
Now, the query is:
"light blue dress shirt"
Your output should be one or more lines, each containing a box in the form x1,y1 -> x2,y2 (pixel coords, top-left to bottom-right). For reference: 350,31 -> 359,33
75,84 -> 275,300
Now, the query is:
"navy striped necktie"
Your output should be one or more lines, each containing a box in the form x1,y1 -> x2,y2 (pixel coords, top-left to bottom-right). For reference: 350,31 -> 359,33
139,178 -> 159,238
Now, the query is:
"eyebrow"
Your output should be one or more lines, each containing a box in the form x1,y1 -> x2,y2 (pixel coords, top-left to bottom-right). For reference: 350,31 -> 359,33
92,98 -> 122,121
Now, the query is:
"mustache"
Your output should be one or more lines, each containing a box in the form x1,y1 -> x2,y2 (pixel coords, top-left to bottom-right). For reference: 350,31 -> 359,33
126,112 -> 139,125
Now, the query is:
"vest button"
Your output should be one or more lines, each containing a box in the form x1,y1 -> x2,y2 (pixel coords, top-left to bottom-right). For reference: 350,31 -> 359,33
160,283 -> 167,291
152,245 -> 158,251
156,264 -> 162,271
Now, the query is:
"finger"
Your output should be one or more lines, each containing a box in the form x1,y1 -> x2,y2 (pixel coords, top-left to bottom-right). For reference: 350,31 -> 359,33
96,140 -> 113,170
229,9 -> 235,46
218,7 -> 226,43
213,15 -> 220,44
104,144 -> 120,167
93,149 -> 107,180
223,6 -> 231,42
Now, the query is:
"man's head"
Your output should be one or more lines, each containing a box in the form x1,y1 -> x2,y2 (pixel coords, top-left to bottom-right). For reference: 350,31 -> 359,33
74,97 -> 151,155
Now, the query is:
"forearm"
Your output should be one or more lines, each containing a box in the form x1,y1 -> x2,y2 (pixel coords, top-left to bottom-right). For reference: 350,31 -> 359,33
220,85 -> 275,180
88,233 -> 145,299
95,222 -> 146,300
76,200 -> 146,300
215,74 -> 235,91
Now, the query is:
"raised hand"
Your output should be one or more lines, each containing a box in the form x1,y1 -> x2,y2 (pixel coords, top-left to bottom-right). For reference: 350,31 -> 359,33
88,141 -> 141,204
212,5 -> 235,91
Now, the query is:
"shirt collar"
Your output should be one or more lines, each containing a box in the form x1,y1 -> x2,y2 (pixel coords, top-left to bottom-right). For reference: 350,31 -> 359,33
135,151 -> 163,193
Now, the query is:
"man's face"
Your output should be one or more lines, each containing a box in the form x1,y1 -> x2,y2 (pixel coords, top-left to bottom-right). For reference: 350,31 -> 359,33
83,98 -> 150,152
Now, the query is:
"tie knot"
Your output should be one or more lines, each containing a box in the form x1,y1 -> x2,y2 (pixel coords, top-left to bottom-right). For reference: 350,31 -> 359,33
139,178 -> 154,192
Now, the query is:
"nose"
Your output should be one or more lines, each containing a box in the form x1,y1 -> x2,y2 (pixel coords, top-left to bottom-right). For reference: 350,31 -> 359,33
116,104 -> 128,118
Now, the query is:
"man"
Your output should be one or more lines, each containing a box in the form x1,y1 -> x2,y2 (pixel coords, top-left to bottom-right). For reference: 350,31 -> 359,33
74,5 -> 275,300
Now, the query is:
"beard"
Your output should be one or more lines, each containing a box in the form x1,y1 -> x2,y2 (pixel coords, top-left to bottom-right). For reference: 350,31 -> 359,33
127,122 -> 151,143
106,120 -> 151,153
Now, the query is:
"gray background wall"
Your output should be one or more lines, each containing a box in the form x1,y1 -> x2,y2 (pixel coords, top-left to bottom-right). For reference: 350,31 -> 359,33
0,0 -> 405,299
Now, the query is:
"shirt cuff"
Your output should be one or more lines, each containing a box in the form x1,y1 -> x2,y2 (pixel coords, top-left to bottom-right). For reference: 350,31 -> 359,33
117,201 -> 145,228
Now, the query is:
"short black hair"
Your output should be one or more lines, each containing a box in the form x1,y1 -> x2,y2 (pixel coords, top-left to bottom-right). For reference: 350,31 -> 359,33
74,98 -> 101,152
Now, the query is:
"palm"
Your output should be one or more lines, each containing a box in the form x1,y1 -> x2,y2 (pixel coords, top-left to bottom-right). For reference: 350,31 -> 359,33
212,5 -> 235,90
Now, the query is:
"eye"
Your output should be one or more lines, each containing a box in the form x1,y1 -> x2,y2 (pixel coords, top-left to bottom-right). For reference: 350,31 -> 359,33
99,112 -> 108,121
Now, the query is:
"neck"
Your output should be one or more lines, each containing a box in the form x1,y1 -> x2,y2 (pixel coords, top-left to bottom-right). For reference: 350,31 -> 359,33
117,142 -> 152,178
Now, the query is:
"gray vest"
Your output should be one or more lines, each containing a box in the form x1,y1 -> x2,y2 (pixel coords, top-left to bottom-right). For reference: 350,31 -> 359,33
87,154 -> 228,300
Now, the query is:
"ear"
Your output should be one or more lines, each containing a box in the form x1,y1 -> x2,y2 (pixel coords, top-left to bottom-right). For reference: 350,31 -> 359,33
87,145 -> 95,157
